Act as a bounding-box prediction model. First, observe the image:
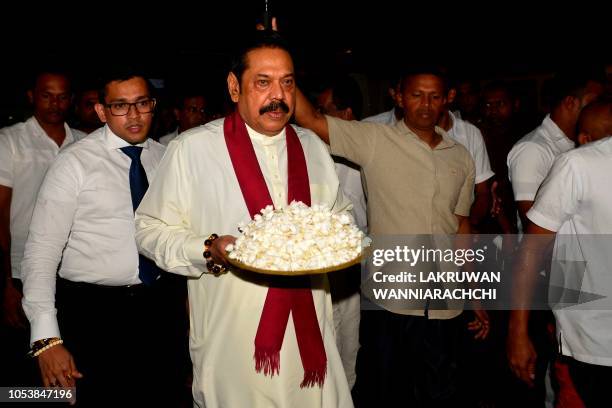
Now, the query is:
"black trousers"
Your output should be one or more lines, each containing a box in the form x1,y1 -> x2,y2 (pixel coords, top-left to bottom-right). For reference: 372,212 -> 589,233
56,273 -> 190,407
0,279 -> 40,387
353,310 -> 462,408
566,357 -> 612,408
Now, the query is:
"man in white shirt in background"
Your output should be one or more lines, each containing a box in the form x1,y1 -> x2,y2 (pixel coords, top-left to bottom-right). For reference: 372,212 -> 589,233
0,68 -> 86,386
361,76 -> 402,125
508,98 -> 612,408
316,75 -> 367,390
507,71 -> 604,230
506,70 -> 604,406
135,31 -> 354,408
438,83 -> 495,230
20,69 -> 189,405
159,90 -> 208,145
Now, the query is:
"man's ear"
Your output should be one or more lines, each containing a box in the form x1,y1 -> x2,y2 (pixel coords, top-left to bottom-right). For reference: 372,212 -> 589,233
227,73 -> 240,103
563,95 -> 580,113
94,103 -> 108,123
577,132 -> 591,146
27,90 -> 34,105
447,88 -> 457,104
173,108 -> 181,121
340,107 -> 353,121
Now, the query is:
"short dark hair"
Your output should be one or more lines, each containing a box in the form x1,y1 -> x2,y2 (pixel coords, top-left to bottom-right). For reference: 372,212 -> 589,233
330,76 -> 363,119
230,30 -> 292,84
544,68 -> 605,109
171,90 -> 207,110
399,65 -> 449,93
30,65 -> 72,92
97,67 -> 154,103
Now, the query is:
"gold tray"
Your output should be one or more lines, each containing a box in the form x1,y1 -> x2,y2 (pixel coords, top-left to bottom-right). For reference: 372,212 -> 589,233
227,254 -> 362,276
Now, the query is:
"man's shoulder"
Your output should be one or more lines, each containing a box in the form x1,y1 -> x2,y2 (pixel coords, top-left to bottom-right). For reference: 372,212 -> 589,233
508,127 -> 551,160
456,117 -> 484,139
564,137 -> 612,166
147,138 -> 166,162
362,109 -> 395,124
57,127 -> 105,157
176,118 -> 225,146
0,120 -> 29,142
290,124 -> 330,152
70,128 -> 88,142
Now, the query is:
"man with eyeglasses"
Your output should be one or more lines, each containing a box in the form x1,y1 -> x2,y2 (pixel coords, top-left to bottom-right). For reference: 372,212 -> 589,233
20,69 -> 189,405
159,90 -> 208,146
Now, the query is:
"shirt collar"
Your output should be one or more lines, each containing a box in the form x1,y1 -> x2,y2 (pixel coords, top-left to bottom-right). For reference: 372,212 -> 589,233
103,125 -> 150,150
395,119 -> 456,150
245,123 -> 286,146
27,116 -> 76,148
542,114 -> 574,149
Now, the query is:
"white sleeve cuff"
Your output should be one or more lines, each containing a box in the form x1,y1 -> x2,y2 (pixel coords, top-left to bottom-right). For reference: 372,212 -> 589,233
30,312 -> 61,346
514,192 -> 537,201
527,208 -> 562,232
184,236 -> 207,268
475,170 -> 495,185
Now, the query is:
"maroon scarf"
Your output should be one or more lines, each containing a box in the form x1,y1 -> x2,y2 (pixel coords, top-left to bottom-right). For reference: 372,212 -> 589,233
224,111 -> 327,388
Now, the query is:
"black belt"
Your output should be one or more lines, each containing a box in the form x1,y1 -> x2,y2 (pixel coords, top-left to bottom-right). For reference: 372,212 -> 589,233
57,276 -> 147,296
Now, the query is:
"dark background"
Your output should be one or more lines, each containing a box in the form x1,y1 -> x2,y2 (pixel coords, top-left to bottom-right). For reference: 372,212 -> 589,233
1,1 -> 609,122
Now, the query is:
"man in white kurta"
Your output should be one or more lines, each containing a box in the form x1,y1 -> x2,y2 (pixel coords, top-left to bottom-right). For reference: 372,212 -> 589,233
135,33 -> 353,408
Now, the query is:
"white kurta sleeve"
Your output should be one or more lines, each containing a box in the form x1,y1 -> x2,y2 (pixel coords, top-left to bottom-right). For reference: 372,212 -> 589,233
135,140 -> 207,278
21,154 -> 80,344
527,153 -> 582,232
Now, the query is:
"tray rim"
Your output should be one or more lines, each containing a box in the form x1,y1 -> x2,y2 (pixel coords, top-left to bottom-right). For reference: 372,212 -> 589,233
227,254 -> 363,275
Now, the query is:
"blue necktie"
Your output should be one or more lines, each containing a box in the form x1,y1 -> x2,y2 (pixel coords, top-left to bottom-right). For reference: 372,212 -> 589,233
120,146 -> 161,285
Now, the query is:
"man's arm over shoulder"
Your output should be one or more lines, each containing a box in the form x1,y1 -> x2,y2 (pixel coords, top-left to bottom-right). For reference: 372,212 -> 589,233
294,87 -> 330,143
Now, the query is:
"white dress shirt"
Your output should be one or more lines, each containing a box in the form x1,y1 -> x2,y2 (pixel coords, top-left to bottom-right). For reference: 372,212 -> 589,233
159,128 -> 179,146
528,136 -> 612,366
135,118 -> 354,408
20,126 -> 165,344
447,111 -> 494,184
334,160 -> 367,233
362,108 -> 397,125
0,117 -> 86,279
507,114 -> 575,201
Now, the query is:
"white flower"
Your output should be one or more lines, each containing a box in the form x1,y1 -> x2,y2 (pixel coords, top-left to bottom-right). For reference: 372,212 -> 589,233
227,202 -> 369,271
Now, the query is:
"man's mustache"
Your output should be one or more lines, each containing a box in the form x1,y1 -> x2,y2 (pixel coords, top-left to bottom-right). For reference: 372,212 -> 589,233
259,100 -> 290,115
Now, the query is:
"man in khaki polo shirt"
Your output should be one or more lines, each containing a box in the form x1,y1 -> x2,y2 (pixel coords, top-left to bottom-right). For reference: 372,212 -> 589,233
295,67 -> 489,406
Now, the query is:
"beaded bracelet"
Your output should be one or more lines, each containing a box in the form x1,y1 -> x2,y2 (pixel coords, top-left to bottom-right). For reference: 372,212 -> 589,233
203,233 -> 229,275
31,338 -> 64,358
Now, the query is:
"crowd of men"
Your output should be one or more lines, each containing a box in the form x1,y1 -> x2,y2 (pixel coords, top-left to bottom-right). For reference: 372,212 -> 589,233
0,28 -> 610,407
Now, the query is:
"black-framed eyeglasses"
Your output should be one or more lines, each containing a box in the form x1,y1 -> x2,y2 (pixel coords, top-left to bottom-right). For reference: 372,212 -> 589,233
105,98 -> 157,116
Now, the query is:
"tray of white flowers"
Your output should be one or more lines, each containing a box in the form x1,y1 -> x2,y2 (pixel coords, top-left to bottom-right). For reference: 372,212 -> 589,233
226,202 -> 368,276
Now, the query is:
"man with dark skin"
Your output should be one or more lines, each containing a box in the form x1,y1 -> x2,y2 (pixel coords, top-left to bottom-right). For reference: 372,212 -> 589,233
159,92 -> 208,145
73,87 -> 103,134
295,67 -> 489,406
1,71 -> 85,387
508,98 -> 612,407
507,74 -> 604,231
